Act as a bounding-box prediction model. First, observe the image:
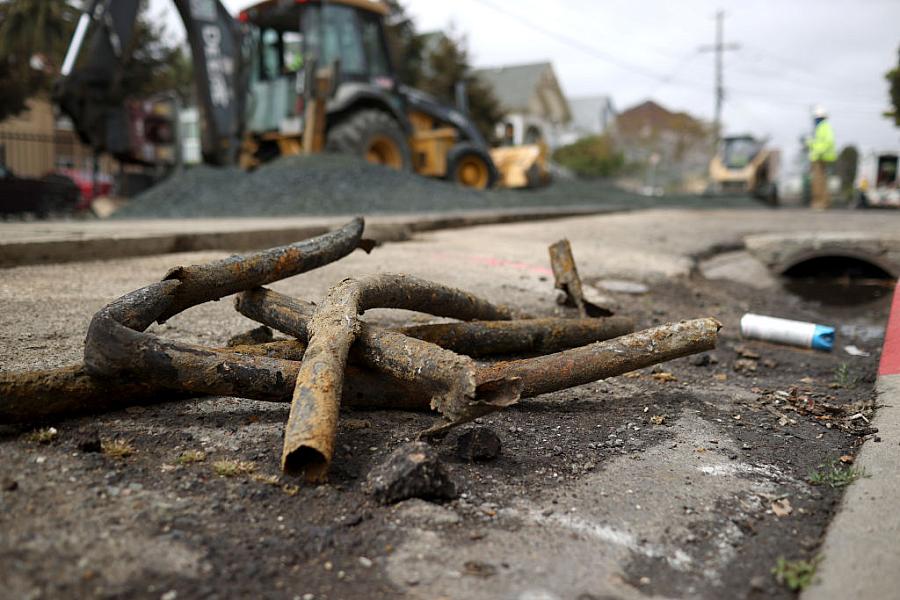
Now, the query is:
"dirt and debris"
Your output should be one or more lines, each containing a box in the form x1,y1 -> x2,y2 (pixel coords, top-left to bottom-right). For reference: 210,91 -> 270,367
366,441 -> 459,504
74,430 -> 102,453
0,213 -> 892,599
226,325 -> 273,347
456,427 -> 503,462
748,385 -> 878,435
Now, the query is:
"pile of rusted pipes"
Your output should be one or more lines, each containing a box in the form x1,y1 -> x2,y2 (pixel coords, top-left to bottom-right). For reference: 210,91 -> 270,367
0,218 -> 720,481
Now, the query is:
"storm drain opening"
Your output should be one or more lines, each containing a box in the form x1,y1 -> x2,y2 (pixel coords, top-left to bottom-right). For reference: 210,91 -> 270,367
780,253 -> 897,306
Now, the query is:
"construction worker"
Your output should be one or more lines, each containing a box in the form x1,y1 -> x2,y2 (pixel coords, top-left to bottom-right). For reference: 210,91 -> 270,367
806,105 -> 837,209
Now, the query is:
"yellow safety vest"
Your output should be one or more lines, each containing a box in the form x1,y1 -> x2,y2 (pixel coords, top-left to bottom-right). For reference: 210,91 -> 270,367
808,120 -> 837,162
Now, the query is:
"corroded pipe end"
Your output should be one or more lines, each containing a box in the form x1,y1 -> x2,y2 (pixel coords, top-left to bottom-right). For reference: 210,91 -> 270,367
282,445 -> 330,483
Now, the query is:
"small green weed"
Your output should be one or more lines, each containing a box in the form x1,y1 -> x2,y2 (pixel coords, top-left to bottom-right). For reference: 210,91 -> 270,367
808,460 -> 867,488
26,427 -> 58,443
212,459 -> 256,477
101,439 -> 135,458
832,363 -> 855,387
772,556 -> 820,591
176,450 -> 207,465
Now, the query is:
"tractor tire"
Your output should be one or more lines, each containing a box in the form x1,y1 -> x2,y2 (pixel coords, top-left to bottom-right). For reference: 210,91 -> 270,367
446,142 -> 498,190
326,109 -> 412,171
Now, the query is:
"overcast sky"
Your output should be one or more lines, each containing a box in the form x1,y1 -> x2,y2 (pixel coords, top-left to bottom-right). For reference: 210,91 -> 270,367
151,0 -> 899,164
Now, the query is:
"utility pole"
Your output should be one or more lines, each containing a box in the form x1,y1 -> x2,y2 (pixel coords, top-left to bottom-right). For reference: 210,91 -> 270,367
699,10 -> 739,151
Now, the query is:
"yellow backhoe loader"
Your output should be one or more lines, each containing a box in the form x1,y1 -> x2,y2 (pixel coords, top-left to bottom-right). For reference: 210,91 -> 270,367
57,0 -> 546,190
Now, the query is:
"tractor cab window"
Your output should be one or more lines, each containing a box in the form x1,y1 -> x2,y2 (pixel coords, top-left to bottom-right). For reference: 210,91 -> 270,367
258,28 -> 305,79
260,28 -> 282,80
253,8 -> 305,81
283,31 -> 304,74
252,4 -> 394,84
320,5 -> 365,77
358,12 -> 390,79
722,137 -> 761,169
302,5 -> 392,83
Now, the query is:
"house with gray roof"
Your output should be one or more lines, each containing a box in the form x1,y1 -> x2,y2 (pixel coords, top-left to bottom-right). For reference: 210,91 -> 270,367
473,62 -> 572,149
567,95 -> 617,140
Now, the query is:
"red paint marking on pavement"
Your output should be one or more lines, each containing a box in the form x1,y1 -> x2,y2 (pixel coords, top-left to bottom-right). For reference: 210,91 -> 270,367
879,282 -> 900,376
430,251 -> 553,276
468,255 -> 553,276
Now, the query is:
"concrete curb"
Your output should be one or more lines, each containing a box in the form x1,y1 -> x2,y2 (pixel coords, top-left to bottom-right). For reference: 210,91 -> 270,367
802,281 -> 900,599
0,205 -> 622,268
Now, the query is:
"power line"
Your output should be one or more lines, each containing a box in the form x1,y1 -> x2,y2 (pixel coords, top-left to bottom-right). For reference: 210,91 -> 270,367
644,49 -> 703,97
465,0 -> 709,91
731,56 -> 885,102
465,0 -> 888,116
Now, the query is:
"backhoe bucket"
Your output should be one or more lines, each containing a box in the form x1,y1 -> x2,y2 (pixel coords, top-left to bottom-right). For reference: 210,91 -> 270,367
490,144 -> 550,189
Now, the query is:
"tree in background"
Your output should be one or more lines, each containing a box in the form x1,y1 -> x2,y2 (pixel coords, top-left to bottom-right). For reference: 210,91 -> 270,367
414,30 -> 504,143
0,56 -> 34,121
0,0 -> 193,121
0,0 -> 79,120
382,2 -> 504,142
383,0 -> 424,88
119,16 -> 194,103
886,47 -> 899,127
552,134 -> 624,178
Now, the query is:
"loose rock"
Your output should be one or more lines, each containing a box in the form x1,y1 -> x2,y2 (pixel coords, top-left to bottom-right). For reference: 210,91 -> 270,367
456,427 -> 503,462
75,430 -> 102,453
366,442 -> 458,504
733,358 -> 758,373
226,326 -> 274,347
691,353 -> 711,367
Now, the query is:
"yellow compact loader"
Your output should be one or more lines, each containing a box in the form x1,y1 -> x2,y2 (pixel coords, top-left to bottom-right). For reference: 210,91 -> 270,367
708,135 -> 779,205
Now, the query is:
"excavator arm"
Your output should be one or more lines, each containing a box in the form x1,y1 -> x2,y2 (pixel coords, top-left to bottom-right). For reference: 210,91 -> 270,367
55,0 -> 247,166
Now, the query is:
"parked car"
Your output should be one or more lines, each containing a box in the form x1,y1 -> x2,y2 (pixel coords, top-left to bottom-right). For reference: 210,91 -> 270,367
53,168 -> 114,209
0,165 -> 82,216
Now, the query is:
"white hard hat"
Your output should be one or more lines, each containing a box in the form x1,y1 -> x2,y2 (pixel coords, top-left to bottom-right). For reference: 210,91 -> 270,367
813,105 -> 828,118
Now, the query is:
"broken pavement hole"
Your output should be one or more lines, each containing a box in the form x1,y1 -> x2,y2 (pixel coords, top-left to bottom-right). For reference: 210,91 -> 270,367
780,254 -> 897,306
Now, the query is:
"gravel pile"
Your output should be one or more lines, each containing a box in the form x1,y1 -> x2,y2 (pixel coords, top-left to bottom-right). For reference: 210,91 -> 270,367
114,153 -> 756,219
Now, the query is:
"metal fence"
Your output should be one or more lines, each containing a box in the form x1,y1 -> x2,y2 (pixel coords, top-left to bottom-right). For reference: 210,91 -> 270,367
0,130 -> 114,178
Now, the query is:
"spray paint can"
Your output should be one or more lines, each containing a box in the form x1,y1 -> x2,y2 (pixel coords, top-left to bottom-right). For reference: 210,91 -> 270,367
740,313 -> 835,351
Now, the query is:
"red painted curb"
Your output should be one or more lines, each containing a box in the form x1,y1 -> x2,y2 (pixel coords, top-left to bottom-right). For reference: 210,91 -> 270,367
879,281 -> 900,376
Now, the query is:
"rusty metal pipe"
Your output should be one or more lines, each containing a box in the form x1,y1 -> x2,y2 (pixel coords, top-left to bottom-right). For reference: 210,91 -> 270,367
157,218 -> 368,323
78,220 -> 367,412
3,320 -> 720,426
236,288 -> 523,425
283,273 -> 522,480
549,239 -> 588,317
235,288 -> 316,341
84,219 -> 364,375
236,287 -> 633,356
0,341 -> 427,424
401,317 -> 635,356
478,318 -> 722,398
0,340 -> 303,424
0,364 -> 189,423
